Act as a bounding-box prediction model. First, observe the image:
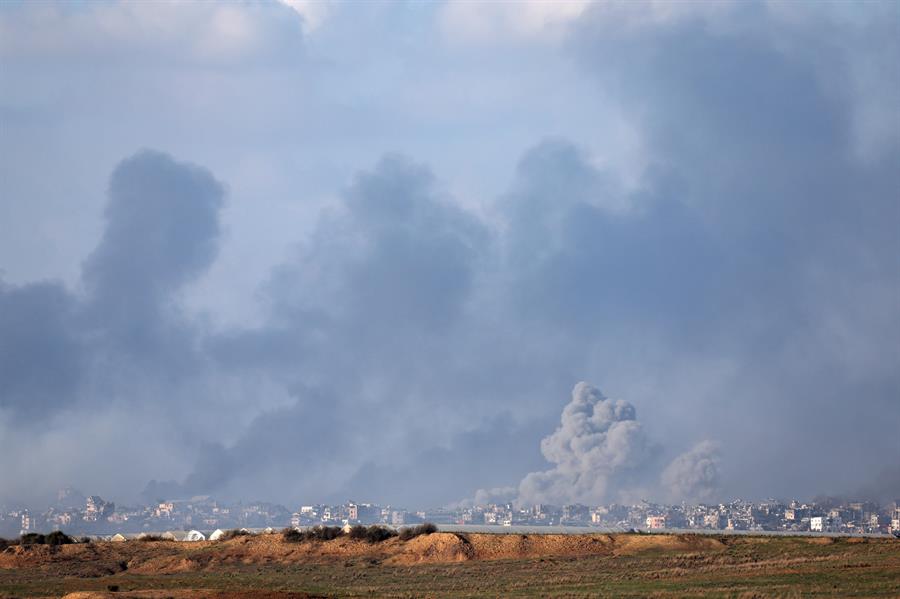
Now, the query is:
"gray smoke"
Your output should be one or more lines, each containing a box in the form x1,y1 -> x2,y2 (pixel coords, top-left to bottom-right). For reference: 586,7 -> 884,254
475,487 -> 517,506
0,149 -> 229,504
512,384 -> 723,507
517,382 -> 655,506
1,1 -> 898,508
0,149 -> 224,423
661,440 -> 721,504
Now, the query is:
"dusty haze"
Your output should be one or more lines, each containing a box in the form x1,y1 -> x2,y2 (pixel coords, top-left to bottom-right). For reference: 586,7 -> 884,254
0,1 -> 898,508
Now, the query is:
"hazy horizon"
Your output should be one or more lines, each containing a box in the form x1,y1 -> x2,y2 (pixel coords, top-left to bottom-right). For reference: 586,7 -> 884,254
1,1 -> 898,510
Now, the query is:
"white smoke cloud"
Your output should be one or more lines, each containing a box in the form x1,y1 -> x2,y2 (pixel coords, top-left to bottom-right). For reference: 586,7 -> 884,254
661,440 -> 721,503
449,486 -> 518,510
475,486 -> 517,506
517,382 -> 654,506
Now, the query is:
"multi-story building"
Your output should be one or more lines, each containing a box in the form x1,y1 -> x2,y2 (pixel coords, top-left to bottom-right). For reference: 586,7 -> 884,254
20,510 -> 31,533
84,496 -> 114,522
811,515 -> 842,533
155,502 -> 174,519
562,504 -> 590,524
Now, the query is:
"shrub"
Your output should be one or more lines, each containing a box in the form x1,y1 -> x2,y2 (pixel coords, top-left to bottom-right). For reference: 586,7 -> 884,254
45,531 -> 74,546
294,526 -> 344,542
0,537 -> 14,551
345,524 -> 397,543
20,533 -> 46,546
290,524 -> 401,544
221,528 -> 250,540
138,534 -> 165,542
18,531 -> 75,546
399,522 -> 437,541
282,527 -> 304,543
364,525 -> 398,544
418,523 -> 438,535
311,526 -> 344,541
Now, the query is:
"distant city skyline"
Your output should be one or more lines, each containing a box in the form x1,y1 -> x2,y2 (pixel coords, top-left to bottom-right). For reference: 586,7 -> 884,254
5,485 -> 900,540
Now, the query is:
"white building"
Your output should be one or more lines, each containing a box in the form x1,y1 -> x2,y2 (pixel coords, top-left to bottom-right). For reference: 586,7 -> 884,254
810,516 -> 842,533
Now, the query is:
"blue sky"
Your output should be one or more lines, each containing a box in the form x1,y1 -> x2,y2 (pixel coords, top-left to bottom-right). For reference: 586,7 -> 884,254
1,0 -> 898,507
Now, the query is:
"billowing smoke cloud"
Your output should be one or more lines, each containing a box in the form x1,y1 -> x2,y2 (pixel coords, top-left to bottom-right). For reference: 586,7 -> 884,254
0,149 -> 227,502
0,149 -> 223,422
510,384 -> 722,507
517,383 -> 656,506
83,149 -> 223,320
81,149 -> 224,368
475,487 -> 517,506
661,441 -> 721,504
1,2 -> 898,508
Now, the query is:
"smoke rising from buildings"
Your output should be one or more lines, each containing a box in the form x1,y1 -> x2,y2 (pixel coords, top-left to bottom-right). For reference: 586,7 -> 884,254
517,383 -> 656,506
661,441 -> 722,504
509,383 -> 720,507
0,1 -> 897,508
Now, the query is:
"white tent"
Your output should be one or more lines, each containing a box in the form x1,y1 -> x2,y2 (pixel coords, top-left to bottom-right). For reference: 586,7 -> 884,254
185,530 -> 206,541
208,529 -> 226,541
162,531 -> 188,541
110,533 -> 127,542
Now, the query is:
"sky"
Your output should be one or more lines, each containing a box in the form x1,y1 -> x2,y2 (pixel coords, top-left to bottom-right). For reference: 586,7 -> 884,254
0,0 -> 898,509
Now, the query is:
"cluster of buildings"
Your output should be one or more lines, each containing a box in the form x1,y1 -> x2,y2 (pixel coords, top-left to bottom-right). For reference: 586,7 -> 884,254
445,499 -> 900,535
3,488 -> 899,538
1,487 -> 289,538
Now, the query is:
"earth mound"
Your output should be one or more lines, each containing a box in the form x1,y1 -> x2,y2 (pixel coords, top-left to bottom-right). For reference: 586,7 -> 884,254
388,532 -> 475,564
3,531 -> 734,576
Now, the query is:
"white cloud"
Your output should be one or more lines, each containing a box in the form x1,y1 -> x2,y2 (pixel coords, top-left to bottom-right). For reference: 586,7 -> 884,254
277,0 -> 331,32
439,0 -> 592,44
0,1 -> 304,65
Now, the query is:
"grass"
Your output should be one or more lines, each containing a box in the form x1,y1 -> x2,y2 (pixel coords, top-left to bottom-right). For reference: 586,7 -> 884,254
0,535 -> 897,598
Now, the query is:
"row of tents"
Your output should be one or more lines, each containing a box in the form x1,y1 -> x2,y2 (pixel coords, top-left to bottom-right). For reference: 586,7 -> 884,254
100,527 -> 274,542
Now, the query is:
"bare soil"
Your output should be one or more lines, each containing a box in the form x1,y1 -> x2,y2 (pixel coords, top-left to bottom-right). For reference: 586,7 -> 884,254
2,532 -> 898,598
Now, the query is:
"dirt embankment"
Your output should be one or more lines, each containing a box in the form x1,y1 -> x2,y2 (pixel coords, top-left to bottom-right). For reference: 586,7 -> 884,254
387,532 -> 726,564
0,531 -> 738,576
61,593 -> 320,599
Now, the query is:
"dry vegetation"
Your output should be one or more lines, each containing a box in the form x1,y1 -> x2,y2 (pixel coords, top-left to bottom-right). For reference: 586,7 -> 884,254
1,531 -> 898,598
